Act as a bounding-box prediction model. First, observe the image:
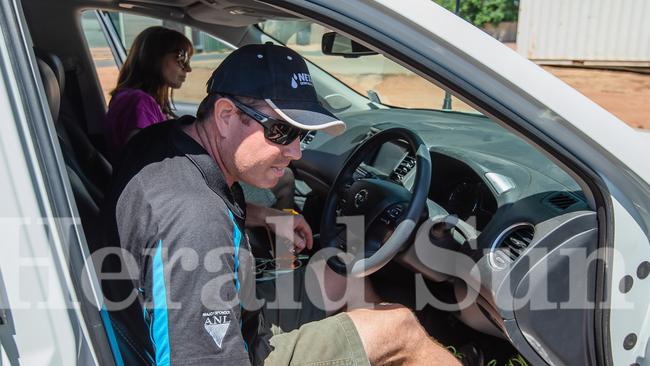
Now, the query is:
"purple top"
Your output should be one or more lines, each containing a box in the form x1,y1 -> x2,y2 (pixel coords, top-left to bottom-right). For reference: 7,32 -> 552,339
105,88 -> 166,157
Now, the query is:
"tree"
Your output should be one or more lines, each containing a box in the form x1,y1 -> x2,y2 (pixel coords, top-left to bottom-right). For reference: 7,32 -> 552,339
433,0 -> 519,27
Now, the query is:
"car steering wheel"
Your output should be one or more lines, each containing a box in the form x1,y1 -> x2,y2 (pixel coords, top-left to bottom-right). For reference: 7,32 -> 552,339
320,127 -> 432,277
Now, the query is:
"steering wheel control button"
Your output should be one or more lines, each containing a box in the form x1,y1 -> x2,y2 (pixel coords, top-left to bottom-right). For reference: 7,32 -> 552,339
623,333 -> 637,350
388,206 -> 402,218
619,275 -> 634,293
354,189 -> 368,208
637,261 -> 650,279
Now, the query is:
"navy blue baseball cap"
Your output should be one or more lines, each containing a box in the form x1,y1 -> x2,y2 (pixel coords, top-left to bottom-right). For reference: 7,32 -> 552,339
206,43 -> 346,135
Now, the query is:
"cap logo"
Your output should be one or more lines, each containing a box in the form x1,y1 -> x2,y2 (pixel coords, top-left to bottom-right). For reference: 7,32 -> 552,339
291,73 -> 313,89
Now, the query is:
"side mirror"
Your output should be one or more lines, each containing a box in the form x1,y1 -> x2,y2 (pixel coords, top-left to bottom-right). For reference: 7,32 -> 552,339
321,32 -> 377,58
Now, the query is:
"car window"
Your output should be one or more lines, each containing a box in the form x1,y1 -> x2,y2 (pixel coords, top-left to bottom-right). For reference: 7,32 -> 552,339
259,20 -> 479,114
106,12 -> 235,105
80,11 -> 120,103
84,11 -> 235,106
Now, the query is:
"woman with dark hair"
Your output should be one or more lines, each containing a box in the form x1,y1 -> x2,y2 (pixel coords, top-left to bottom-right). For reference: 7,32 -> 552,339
105,26 -> 193,157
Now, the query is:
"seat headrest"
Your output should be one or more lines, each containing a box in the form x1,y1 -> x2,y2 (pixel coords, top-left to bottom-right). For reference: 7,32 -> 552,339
34,49 -> 65,95
36,58 -> 61,121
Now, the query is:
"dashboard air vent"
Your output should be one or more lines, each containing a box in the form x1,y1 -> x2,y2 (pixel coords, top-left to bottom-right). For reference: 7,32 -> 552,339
489,224 -> 534,269
300,131 -> 317,149
390,155 -> 416,182
545,192 -> 578,210
354,166 -> 369,179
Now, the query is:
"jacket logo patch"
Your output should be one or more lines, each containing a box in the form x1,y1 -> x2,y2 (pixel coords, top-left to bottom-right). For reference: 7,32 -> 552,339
203,310 -> 232,348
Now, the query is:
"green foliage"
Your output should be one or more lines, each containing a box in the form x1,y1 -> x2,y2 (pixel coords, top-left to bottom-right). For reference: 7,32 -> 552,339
433,0 -> 519,27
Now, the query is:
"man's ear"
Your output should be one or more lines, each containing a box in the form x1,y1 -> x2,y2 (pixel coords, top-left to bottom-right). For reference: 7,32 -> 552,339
212,98 -> 238,137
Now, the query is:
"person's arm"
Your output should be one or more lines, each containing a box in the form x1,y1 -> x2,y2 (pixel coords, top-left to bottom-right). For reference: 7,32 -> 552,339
155,204 -> 252,365
117,180 -> 252,365
245,203 -> 313,253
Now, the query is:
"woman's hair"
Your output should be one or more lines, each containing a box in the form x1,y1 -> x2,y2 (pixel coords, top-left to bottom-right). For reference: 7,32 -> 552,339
111,26 -> 193,117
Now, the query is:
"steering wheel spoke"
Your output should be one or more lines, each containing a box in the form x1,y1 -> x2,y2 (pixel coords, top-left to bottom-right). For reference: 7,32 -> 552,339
335,198 -> 346,216
334,224 -> 347,249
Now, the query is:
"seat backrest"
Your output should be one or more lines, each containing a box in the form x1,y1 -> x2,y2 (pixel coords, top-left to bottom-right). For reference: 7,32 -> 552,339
35,48 -> 65,97
37,50 -> 113,192
35,51 -> 105,244
36,58 -> 61,122
36,49 -> 112,189
54,60 -> 113,193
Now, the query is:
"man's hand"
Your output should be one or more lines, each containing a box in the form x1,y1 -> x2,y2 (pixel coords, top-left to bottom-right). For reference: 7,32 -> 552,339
284,211 -> 313,253
246,203 -> 313,253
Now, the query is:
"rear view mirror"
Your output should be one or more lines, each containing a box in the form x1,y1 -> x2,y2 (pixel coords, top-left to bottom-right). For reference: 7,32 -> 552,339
321,32 -> 377,58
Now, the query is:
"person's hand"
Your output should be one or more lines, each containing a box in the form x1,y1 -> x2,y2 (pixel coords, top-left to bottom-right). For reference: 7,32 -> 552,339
266,209 -> 313,254
245,203 -> 313,254
285,211 -> 313,253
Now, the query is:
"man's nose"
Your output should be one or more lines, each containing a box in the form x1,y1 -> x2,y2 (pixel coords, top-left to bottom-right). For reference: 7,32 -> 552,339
284,137 -> 302,161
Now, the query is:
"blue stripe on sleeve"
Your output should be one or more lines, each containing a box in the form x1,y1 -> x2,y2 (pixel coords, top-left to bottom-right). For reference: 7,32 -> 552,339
227,209 -> 248,352
100,307 -> 125,366
227,210 -> 241,292
152,239 -> 171,365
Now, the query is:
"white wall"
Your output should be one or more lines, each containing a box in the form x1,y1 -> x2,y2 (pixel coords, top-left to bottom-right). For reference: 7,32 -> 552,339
517,0 -> 650,66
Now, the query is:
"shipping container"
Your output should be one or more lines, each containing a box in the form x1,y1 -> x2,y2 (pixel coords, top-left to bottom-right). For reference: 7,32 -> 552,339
517,0 -> 650,67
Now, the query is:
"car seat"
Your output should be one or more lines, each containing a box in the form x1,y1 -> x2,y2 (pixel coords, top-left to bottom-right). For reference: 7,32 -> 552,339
35,49 -> 112,250
37,50 -> 112,191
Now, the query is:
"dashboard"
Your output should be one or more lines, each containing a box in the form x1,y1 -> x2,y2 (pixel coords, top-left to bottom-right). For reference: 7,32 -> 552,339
354,140 -> 498,231
294,108 -> 598,363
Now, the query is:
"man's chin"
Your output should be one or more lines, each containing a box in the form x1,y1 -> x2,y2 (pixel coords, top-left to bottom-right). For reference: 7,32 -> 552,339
263,176 -> 281,189
241,176 -> 279,190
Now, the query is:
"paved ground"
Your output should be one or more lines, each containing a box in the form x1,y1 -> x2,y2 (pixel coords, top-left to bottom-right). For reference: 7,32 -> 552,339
92,47 -> 650,130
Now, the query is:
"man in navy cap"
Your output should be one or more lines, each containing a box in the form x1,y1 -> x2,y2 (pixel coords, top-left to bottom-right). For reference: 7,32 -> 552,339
104,43 -> 460,365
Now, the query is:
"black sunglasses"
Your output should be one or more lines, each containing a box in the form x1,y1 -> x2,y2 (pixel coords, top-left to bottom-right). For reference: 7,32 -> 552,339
176,49 -> 191,71
229,98 -> 308,146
